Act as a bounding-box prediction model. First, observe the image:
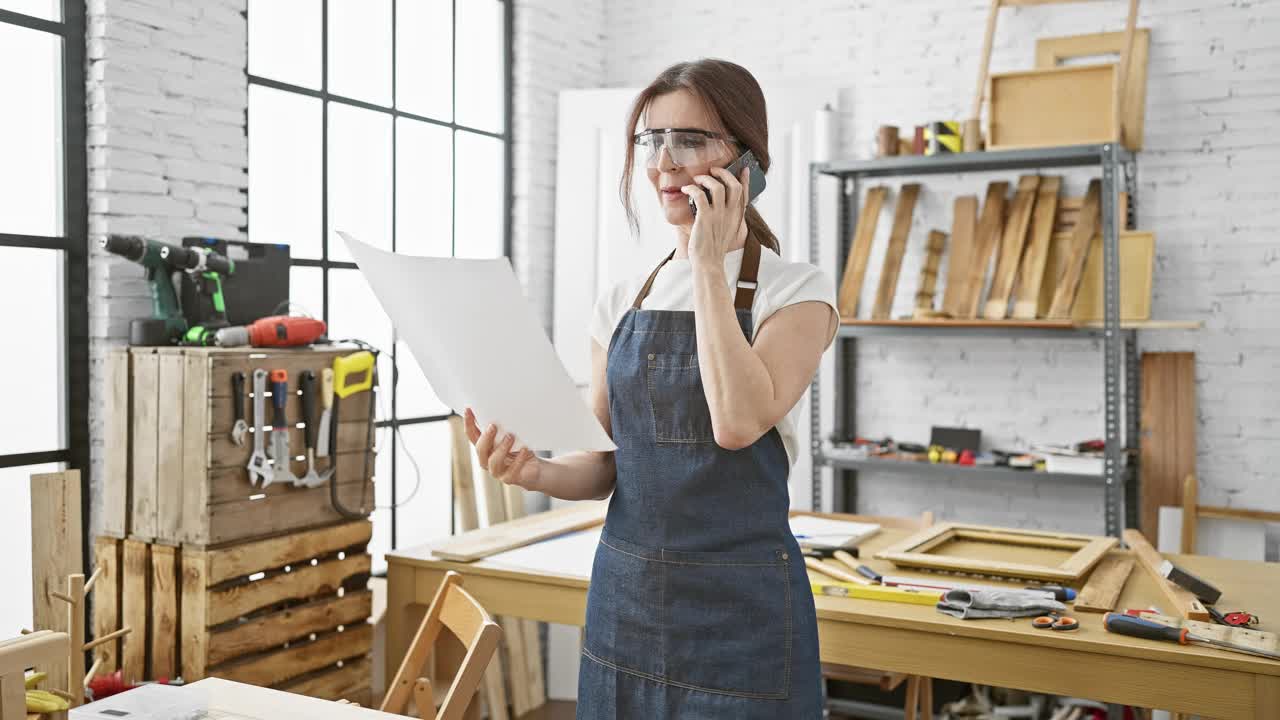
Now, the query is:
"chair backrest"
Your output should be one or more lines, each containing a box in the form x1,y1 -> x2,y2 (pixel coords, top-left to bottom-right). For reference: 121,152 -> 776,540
0,630 -> 70,718
379,571 -> 502,720
1180,474 -> 1280,555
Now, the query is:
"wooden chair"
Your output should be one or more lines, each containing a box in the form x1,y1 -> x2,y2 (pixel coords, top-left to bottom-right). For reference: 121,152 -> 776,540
1180,474 -> 1280,555
0,630 -> 71,718
380,571 -> 503,720
817,510 -> 937,720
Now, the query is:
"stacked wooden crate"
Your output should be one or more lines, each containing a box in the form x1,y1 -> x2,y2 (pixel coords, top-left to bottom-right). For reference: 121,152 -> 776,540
93,346 -> 377,703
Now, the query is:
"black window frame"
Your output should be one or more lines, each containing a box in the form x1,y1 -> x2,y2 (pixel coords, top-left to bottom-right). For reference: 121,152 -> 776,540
0,4 -> 92,573
245,0 -> 515,552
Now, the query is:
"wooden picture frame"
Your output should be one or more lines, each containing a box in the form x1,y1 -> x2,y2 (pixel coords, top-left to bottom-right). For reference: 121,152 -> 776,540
1036,29 -> 1151,151
875,522 -> 1118,582
986,64 -> 1120,151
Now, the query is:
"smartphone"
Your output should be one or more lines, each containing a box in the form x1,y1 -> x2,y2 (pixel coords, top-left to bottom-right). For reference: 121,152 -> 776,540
689,149 -> 767,217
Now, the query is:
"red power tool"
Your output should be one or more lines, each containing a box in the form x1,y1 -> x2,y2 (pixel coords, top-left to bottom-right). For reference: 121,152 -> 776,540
214,315 -> 327,348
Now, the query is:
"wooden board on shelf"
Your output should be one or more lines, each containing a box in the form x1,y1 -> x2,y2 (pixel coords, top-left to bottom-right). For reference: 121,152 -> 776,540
837,186 -> 888,319
871,183 -> 921,320
1073,551 -> 1135,613
1036,29 -> 1151,151
875,522 -> 1117,582
1068,231 -> 1154,321
1123,528 -> 1210,621
1056,192 -> 1127,234
940,195 -> 978,318
431,501 -> 609,562
1140,353 -> 1197,539
1047,179 -> 1101,319
912,230 -> 948,317
984,175 -> 1041,319
987,64 -> 1119,150
1011,176 -> 1062,318
960,182 -> 1008,319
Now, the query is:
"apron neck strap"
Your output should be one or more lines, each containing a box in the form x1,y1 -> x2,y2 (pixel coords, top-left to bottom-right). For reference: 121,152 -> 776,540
630,235 -> 762,311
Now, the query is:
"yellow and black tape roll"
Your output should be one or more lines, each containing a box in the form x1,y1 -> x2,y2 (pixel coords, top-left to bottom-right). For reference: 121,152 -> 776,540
925,121 -> 962,155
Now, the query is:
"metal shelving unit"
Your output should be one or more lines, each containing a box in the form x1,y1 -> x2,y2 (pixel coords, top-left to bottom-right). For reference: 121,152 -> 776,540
807,143 -> 1140,537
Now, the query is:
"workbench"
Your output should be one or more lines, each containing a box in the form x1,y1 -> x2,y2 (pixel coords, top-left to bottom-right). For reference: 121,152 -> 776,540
385,512 -> 1280,719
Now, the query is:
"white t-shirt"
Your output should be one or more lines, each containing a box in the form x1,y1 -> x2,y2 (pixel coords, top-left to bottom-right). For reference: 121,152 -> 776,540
589,246 -> 840,465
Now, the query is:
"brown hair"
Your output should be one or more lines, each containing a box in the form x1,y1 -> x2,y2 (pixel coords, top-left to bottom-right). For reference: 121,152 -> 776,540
620,58 -> 780,254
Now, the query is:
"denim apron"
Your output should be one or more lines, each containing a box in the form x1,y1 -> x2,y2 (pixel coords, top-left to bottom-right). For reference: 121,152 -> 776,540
577,236 -> 824,719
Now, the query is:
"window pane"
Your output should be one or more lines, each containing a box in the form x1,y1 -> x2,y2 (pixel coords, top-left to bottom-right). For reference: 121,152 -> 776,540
395,0 -> 451,120
395,339 -> 448,419
327,0 -> 391,106
454,131 -> 504,259
0,463 -> 57,637
0,0 -> 57,20
248,0 -> 321,89
289,266 -> 324,319
0,23 -> 61,236
455,0 -> 504,134
0,248 -> 62,455
327,268 -> 394,419
328,103 -> 392,262
249,86 -> 322,258
393,421 -> 452,551
395,118 -> 452,258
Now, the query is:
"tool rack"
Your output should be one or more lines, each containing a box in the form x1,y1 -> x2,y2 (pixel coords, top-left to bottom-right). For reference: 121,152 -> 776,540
808,143 -> 1149,537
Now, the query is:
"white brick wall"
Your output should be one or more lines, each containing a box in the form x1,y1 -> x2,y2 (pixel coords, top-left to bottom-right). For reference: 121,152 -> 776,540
592,0 -> 1280,535
86,0 -> 248,534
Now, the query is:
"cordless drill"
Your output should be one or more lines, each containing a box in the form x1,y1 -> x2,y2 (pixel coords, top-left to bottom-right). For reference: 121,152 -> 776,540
100,235 -> 235,346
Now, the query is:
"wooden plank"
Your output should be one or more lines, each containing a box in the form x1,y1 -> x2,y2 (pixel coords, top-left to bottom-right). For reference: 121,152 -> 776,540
211,623 -> 373,687
92,537 -> 123,673
1046,179 -> 1101,318
1036,30 -> 1150,151
451,415 -> 480,533
1073,552 -> 1135,613
870,183 -> 921,320
983,175 -> 1041,319
130,350 -> 160,541
102,350 -> 131,537
180,547 -> 210,681
206,477 -> 374,548
276,655 -> 373,703
1140,353 -> 1197,539
837,186 -> 888,319
960,182 -> 1008,319
875,522 -> 1117,582
912,230 -> 948,318
207,591 -> 373,666
1069,230 -> 1154,321
1136,612 -> 1279,656
940,196 -> 977,317
1011,175 -> 1061,318
67,572 -> 86,705
207,420 -> 369,471
183,353 -> 212,546
1055,192 -> 1126,234
1122,529 -> 1210,621
156,352 -> 187,544
206,554 -> 372,626
987,65 -> 1119,150
29,470 -> 81,695
121,538 -> 151,682
205,520 -> 371,585
432,501 -> 608,562
149,545 -> 179,679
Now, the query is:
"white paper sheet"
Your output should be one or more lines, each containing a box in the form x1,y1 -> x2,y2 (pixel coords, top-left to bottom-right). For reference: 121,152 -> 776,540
341,232 -> 616,451
788,515 -> 880,547
484,526 -> 602,579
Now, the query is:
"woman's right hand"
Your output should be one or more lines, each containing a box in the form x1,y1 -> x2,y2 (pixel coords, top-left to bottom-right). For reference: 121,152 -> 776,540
464,408 -> 542,491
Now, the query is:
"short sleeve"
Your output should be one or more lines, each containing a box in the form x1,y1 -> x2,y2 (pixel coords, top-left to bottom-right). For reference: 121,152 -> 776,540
753,261 -> 840,347
589,281 -> 628,350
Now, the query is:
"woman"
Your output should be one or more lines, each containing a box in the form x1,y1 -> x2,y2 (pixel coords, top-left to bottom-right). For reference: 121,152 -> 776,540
466,58 -> 838,718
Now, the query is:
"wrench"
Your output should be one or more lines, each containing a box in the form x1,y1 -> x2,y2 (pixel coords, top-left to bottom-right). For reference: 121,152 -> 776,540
268,369 -> 299,487
229,371 -> 248,447
296,371 -> 324,488
245,369 -> 272,487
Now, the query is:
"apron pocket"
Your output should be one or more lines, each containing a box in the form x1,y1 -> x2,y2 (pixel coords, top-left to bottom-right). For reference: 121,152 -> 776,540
660,546 -> 792,699
646,353 -> 715,444
583,532 -> 666,680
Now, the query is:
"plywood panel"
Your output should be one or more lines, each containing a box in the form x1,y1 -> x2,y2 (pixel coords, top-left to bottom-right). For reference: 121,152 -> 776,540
1140,353 -> 1197,539
988,65 -> 1119,150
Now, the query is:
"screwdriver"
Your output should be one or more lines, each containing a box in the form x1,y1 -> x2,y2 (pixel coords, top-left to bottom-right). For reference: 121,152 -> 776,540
1103,613 -> 1280,661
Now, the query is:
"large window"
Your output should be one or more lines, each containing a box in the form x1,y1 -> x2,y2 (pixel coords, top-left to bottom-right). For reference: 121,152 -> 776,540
0,1 -> 89,634
247,0 -> 512,571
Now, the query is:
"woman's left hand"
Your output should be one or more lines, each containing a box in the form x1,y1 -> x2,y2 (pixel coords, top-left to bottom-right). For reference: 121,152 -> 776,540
683,166 -> 750,270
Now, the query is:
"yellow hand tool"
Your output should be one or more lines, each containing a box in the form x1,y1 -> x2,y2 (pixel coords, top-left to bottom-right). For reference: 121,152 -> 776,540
811,580 -> 943,607
328,350 -> 376,519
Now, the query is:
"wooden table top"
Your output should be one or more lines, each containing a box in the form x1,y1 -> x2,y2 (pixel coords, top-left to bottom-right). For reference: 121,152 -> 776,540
388,520 -> 1280,679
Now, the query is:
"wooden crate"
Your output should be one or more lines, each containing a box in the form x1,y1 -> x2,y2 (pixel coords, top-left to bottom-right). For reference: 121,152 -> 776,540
91,521 -> 374,704
987,64 -> 1119,150
102,346 -> 376,547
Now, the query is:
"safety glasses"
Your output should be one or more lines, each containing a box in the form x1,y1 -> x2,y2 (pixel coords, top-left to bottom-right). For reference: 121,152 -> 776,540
633,128 -> 737,168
